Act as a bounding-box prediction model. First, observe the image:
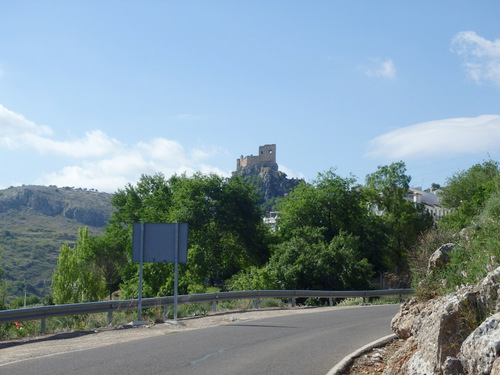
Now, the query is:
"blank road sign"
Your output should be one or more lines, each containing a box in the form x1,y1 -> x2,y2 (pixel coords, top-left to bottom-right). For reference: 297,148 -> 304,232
132,223 -> 188,263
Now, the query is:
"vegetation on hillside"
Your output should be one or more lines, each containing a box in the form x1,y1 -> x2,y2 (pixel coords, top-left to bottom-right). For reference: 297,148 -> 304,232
411,160 -> 500,300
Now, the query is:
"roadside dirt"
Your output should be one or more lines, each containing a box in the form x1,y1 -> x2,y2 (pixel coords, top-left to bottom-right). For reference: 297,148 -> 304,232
340,338 -> 405,374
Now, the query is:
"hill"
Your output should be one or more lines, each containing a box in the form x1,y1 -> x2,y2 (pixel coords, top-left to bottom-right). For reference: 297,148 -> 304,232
233,144 -> 303,211
0,185 -> 112,302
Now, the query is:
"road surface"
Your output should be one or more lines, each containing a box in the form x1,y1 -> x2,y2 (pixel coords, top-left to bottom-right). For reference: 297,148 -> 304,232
1,304 -> 399,375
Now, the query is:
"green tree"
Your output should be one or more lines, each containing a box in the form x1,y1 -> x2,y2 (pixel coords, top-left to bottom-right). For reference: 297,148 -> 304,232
439,160 -> 500,231
88,225 -> 128,299
268,228 -> 373,290
365,162 -> 434,271
276,169 -> 386,271
111,173 -> 270,297
277,169 -> 367,241
51,227 -> 106,304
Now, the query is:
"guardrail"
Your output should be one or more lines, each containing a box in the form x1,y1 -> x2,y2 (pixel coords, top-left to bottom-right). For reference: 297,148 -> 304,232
0,289 -> 413,333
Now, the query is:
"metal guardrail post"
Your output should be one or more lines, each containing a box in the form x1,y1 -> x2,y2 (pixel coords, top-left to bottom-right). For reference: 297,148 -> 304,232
0,289 -> 414,328
108,311 -> 113,325
254,298 -> 259,309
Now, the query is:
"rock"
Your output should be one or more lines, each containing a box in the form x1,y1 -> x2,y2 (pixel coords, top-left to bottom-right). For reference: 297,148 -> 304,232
391,298 -> 424,339
491,358 -> 500,375
473,267 -> 500,314
442,356 -> 465,375
384,286 -> 485,374
459,312 -> 500,375
427,243 -> 456,270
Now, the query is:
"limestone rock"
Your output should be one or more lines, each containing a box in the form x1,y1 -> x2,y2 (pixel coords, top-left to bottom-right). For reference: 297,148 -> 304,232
386,257 -> 500,375
491,358 -> 500,375
459,313 -> 500,375
391,298 -> 424,339
384,287 -> 483,374
427,243 -> 456,270
473,267 -> 500,314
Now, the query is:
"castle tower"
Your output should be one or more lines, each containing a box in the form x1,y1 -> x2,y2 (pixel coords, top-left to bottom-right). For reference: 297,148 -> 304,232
258,144 -> 276,164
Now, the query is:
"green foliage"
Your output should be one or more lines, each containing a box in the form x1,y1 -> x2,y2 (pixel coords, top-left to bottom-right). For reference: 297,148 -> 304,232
227,266 -> 276,291
277,170 -> 366,242
365,162 -> 434,271
413,163 -> 500,301
408,228 -> 456,289
88,224 -> 128,299
51,227 -> 107,304
111,172 -> 270,297
268,229 -> 373,291
439,160 -> 500,231
0,246 -> 6,310
9,296 -> 41,309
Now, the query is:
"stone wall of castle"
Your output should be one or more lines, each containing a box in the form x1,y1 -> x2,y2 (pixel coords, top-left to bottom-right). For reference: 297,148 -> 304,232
237,144 -> 276,170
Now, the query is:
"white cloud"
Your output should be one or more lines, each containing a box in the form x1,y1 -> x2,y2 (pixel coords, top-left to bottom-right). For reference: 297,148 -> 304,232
29,130 -> 122,157
37,143 -> 228,193
365,115 -> 500,159
0,104 -> 53,138
0,104 -> 120,157
451,31 -> 500,87
362,58 -> 396,80
2,104 -> 228,192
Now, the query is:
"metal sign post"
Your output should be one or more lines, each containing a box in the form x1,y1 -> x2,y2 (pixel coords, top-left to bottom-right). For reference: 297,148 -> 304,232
132,223 -> 188,323
137,223 -> 144,322
174,223 -> 179,320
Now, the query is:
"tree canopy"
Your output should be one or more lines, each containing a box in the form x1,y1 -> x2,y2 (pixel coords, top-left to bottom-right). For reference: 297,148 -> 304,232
439,160 -> 500,231
50,161 -> 441,304
110,172 -> 270,298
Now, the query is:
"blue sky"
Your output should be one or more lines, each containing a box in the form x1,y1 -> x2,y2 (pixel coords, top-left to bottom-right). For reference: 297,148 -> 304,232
1,1 -> 500,193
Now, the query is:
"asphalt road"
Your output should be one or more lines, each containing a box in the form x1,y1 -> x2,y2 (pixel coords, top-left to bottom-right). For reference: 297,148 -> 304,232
2,304 -> 400,375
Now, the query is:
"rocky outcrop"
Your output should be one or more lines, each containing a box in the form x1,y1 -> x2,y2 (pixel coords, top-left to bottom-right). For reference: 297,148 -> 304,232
63,206 -> 109,227
0,185 -> 112,227
233,164 -> 303,207
384,267 -> 500,374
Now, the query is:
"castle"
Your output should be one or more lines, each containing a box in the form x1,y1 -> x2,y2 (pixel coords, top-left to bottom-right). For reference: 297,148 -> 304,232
236,144 -> 277,171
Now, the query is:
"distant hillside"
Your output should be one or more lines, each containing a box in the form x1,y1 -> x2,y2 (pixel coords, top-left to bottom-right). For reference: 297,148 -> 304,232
0,185 -> 112,302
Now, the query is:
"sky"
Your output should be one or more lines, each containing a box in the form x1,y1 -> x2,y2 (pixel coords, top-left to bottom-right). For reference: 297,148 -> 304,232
1,1 -> 500,193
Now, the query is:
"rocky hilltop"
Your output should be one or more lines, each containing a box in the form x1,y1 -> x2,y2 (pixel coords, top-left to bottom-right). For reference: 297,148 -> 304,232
234,163 -> 302,206
0,185 -> 112,301
0,185 -> 111,227
233,144 -> 303,210
384,244 -> 500,375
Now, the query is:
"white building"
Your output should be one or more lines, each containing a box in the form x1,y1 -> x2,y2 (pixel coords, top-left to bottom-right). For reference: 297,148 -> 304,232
406,187 -> 452,222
